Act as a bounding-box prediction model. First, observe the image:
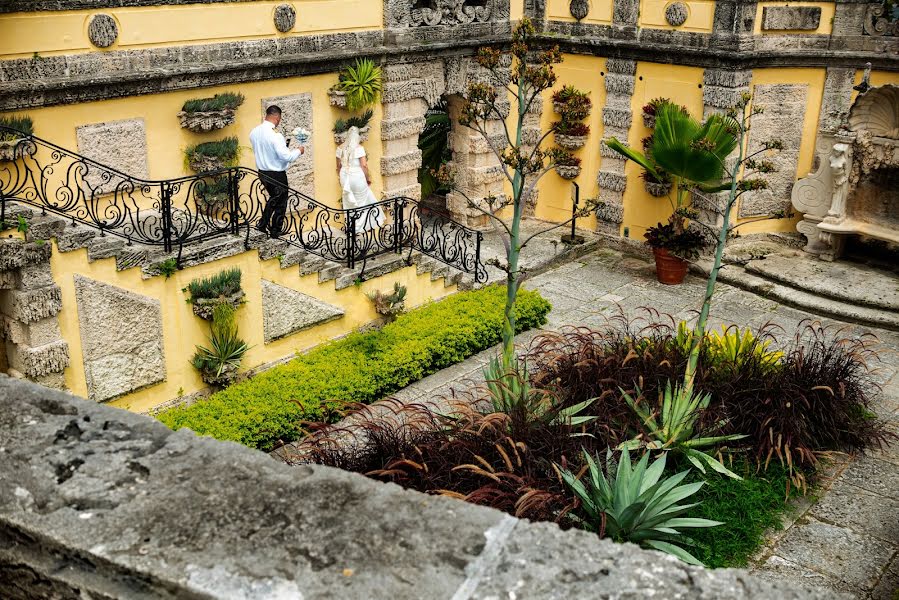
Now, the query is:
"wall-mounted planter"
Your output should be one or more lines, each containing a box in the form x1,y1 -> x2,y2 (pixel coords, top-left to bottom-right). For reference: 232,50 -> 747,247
188,155 -> 229,173
199,362 -> 239,387
178,109 -> 237,133
555,165 -> 581,180
191,291 -> 246,321
328,88 -> 348,109
642,112 -> 656,129
334,125 -> 371,145
0,139 -> 23,162
554,133 -> 588,150
644,179 -> 672,197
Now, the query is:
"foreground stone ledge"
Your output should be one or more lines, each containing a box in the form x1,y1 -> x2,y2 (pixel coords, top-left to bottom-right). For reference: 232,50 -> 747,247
0,378 -> 844,599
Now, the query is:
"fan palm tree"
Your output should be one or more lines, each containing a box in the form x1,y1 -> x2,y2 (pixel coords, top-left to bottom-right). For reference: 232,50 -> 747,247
606,103 -> 738,231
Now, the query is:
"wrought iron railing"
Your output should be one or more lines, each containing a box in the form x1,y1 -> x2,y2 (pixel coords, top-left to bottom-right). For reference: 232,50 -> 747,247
0,127 -> 487,282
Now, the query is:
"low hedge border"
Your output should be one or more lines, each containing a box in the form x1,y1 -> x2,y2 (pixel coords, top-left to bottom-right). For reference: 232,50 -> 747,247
158,286 -> 552,451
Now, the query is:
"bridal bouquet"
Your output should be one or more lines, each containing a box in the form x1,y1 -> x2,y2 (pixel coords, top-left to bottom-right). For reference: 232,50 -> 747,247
291,126 -> 311,144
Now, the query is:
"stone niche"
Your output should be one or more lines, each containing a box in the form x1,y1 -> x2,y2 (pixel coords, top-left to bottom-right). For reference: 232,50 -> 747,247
74,275 -> 166,403
260,94 -> 314,197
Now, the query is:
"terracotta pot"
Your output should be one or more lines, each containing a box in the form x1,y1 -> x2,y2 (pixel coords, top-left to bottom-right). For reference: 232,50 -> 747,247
652,247 -> 688,285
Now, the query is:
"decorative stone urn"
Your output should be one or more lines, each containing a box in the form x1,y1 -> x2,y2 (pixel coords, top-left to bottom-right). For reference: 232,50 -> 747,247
554,133 -> 587,150
334,125 -> 371,145
555,165 -> 581,180
178,110 -> 237,133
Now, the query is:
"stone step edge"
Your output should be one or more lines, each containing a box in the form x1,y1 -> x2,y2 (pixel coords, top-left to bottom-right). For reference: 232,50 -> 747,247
693,260 -> 899,333
742,258 -> 899,313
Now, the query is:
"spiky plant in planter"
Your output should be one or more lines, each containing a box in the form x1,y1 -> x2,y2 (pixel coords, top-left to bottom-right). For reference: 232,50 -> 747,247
0,115 -> 33,161
366,282 -> 407,321
552,85 -> 592,121
185,137 -> 240,173
184,267 -> 244,320
330,59 -> 383,111
178,92 -> 245,132
191,302 -> 249,387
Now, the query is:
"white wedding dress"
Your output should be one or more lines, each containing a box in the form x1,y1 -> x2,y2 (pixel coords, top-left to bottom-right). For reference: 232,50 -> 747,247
338,145 -> 384,233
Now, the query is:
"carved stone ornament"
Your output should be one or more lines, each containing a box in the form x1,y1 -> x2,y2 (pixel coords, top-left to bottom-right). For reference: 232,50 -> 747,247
569,0 -> 589,20
863,3 -> 899,37
664,2 -> 689,27
274,4 -> 297,33
87,14 -> 119,48
410,0 -> 494,27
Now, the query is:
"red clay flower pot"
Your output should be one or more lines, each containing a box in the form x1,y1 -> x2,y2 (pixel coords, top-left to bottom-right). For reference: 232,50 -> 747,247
652,247 -> 688,285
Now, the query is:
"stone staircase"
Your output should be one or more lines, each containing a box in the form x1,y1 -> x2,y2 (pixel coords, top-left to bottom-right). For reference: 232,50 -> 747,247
8,202 -> 472,291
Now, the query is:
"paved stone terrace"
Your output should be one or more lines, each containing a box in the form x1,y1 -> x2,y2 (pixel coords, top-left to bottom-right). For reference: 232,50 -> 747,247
385,246 -> 899,600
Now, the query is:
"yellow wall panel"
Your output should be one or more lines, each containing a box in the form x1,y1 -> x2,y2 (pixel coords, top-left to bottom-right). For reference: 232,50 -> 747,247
546,0 -> 614,24
535,54 -> 607,229
621,62 -> 705,239
639,0 -> 715,32
0,1 -> 382,59
511,0 -> 526,20
50,242 -> 456,413
1,72 -> 384,209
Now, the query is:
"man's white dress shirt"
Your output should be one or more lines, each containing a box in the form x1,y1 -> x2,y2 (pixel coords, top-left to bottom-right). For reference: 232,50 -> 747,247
249,120 -> 302,172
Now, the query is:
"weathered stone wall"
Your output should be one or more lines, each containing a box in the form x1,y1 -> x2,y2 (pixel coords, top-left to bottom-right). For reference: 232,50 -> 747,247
596,59 -> 637,235
0,377 -> 845,599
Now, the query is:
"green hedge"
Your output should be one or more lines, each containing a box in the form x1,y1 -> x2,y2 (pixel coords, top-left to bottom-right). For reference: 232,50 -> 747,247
158,286 -> 551,451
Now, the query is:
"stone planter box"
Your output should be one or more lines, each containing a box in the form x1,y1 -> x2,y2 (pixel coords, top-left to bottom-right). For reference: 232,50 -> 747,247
333,125 -> 370,145
178,109 -> 237,133
555,165 -> 581,180
0,139 -> 23,162
191,290 -> 246,321
554,133 -> 587,150
328,88 -> 348,109
188,155 -> 229,174
552,100 -> 568,115
199,362 -> 239,387
642,113 -> 656,129
644,179 -> 672,197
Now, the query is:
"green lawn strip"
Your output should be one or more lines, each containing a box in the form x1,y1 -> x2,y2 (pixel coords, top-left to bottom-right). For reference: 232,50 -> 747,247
686,460 -> 802,568
157,286 -> 551,452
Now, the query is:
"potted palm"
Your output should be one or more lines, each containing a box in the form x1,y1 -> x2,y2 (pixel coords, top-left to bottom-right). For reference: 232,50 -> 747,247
178,93 -> 244,133
0,115 -> 33,162
644,222 -> 706,284
330,59 -> 383,111
606,102 -> 737,284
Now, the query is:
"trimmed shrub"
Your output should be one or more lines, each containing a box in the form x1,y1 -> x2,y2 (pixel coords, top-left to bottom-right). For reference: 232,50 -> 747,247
157,286 -> 551,451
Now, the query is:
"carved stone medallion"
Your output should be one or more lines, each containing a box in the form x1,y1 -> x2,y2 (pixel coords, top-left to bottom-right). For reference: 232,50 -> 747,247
87,14 -> 119,48
664,2 -> 688,27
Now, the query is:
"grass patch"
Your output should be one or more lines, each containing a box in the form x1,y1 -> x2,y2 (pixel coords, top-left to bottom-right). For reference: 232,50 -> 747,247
687,460 -> 798,568
157,286 -> 551,452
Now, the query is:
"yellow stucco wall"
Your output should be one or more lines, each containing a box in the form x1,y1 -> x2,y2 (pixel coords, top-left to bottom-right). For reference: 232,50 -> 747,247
622,62 -> 705,239
535,53 -> 606,228
754,2 -> 835,35
0,1 -> 383,60
511,0 -> 526,21
50,242 -> 457,413
1,73 -> 384,210
546,0 -> 613,24
639,0 -> 716,32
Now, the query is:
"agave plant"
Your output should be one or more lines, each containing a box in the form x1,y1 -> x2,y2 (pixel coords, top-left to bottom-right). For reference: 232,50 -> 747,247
191,303 -> 249,384
338,59 -> 383,112
483,356 -> 595,429
560,448 -> 722,565
619,380 -> 747,479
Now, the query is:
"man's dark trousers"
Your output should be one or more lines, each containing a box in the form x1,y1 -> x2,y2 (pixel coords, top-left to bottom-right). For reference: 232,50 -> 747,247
258,170 -> 289,236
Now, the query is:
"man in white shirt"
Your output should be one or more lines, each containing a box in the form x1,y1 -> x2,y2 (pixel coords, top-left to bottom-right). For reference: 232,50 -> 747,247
249,105 -> 305,238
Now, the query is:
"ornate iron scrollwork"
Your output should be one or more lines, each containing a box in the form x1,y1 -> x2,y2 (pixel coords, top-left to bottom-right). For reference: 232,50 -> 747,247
0,126 -> 487,282
410,0 -> 494,27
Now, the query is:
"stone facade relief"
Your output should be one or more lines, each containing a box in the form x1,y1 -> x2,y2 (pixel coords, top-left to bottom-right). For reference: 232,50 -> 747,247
261,280 -> 345,343
75,119 -> 149,194
385,0 -> 510,28
261,94 -> 314,197
739,83 -> 808,218
74,275 -> 165,403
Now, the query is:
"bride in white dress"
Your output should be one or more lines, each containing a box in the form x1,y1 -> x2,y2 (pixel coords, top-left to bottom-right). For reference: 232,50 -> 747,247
336,126 -> 384,233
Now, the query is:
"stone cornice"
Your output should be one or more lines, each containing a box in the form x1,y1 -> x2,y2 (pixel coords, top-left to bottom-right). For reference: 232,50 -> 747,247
0,21 -> 895,111
0,0 -> 258,13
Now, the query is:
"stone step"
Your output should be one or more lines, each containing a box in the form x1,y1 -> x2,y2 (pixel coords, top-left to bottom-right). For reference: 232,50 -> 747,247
257,239 -> 290,262
298,255 -> 330,277
56,224 -> 99,253
279,247 -> 308,269
86,235 -> 127,262
26,213 -> 68,242
694,260 -> 899,332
